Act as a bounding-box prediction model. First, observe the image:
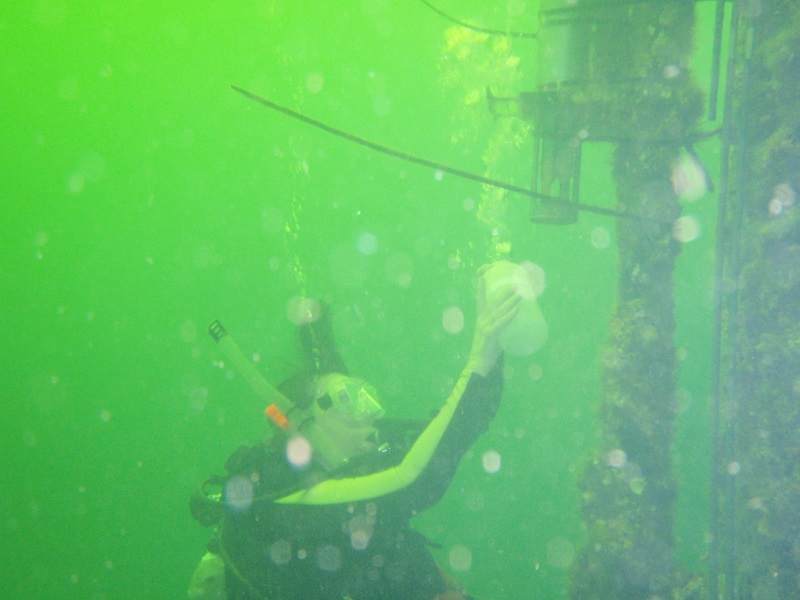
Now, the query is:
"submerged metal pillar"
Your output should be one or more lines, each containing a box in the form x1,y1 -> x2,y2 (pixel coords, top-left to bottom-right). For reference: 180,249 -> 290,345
564,1 -> 704,598
717,1 -> 800,597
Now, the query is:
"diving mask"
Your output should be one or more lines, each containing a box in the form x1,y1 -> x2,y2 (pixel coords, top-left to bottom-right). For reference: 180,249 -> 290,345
314,375 -> 385,423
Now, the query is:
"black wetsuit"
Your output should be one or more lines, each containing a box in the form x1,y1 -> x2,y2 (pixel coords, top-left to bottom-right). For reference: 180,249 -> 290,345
208,364 -> 503,600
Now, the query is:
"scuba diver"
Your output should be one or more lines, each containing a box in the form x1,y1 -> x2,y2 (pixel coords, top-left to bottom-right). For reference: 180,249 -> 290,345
188,266 -> 521,600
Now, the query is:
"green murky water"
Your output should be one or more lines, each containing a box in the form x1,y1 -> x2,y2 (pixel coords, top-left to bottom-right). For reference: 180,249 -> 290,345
2,1 -> 726,598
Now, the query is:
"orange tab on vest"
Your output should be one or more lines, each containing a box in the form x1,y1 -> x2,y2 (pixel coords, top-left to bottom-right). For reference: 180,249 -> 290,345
265,404 -> 291,431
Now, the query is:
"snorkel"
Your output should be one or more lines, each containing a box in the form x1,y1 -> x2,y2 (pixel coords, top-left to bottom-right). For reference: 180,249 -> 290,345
208,320 -> 350,471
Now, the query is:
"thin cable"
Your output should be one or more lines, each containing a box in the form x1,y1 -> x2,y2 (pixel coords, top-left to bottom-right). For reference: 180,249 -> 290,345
418,0 -> 537,39
723,10 -> 754,600
707,0 -> 727,120
231,85 -> 668,225
709,1 -> 742,598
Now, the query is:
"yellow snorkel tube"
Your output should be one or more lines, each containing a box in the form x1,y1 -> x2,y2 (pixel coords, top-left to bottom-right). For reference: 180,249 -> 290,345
208,320 -> 349,470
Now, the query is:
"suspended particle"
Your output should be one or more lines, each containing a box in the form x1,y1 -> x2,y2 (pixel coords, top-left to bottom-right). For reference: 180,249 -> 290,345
520,261 -> 546,298
357,232 -> 378,255
306,72 -> 324,94
224,476 -> 254,512
482,450 -> 502,473
591,227 -> 611,249
546,537 -> 575,569
442,306 -> 464,334
671,153 -> 707,201
286,436 -> 312,468
373,95 -> 392,117
448,545 -> 472,572
528,364 -> 543,381
672,216 -> 700,243
385,253 -> 414,288
270,540 -> 292,565
605,448 -> 627,468
768,183 -> 796,216
316,545 -> 342,572
287,296 -> 321,325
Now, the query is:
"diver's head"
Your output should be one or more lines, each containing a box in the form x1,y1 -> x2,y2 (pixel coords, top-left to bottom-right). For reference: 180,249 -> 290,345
309,373 -> 385,462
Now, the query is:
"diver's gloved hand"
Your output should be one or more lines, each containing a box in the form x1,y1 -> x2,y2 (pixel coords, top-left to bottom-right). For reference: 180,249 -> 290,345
188,552 -> 226,600
466,264 -> 521,377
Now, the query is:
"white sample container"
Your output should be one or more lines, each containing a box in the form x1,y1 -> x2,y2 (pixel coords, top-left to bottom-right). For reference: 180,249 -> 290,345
483,260 -> 549,356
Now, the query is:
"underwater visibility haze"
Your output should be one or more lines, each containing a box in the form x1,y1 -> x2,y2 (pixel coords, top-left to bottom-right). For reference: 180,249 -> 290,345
2,0 -> 799,598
